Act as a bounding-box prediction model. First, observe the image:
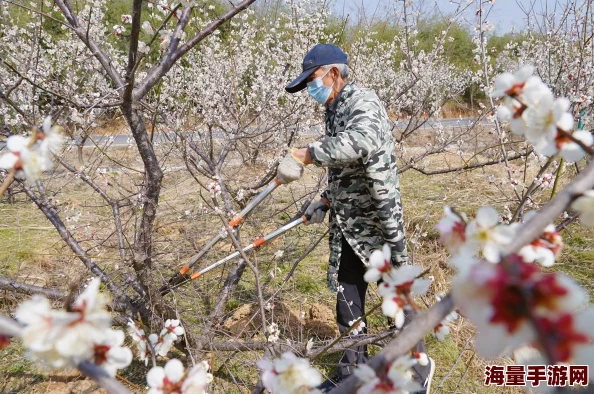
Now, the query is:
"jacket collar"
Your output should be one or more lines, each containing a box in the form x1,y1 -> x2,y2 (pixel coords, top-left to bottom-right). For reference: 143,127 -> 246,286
327,82 -> 354,114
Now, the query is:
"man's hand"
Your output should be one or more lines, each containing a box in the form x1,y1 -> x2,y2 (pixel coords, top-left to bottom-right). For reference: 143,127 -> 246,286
304,198 -> 330,225
277,149 -> 305,184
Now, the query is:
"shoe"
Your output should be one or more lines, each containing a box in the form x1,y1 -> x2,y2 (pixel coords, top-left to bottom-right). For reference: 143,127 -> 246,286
424,357 -> 436,394
318,375 -> 342,393
411,357 -> 436,394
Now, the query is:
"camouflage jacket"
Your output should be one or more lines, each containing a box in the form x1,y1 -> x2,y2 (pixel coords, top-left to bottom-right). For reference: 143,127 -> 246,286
307,83 -> 408,292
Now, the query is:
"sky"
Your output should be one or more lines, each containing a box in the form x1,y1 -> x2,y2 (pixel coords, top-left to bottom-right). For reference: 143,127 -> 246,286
332,0 -> 564,34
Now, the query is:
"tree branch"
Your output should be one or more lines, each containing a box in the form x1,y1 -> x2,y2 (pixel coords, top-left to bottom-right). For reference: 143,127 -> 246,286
0,276 -> 67,301
133,0 -> 257,100
19,182 -> 140,317
330,295 -> 454,394
54,0 -> 125,89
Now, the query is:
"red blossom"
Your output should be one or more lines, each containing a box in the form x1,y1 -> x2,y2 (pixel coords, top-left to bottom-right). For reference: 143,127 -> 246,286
93,344 -> 110,365
161,377 -> 184,393
452,221 -> 466,241
395,280 -> 414,294
487,256 -> 571,333
0,335 -> 9,349
487,257 -> 538,332
506,82 -> 527,97
534,314 -> 589,362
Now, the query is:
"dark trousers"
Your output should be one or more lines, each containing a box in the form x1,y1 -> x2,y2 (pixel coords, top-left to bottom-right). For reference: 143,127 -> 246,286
336,236 -> 369,377
336,237 -> 431,391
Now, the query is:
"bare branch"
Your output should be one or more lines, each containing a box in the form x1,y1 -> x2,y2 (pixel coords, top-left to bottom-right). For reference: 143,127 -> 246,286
0,315 -> 24,338
508,156 -> 594,251
54,0 -> 125,89
77,361 -> 132,394
330,295 -> 455,394
19,182 -> 140,317
402,151 -> 530,175
0,276 -> 67,301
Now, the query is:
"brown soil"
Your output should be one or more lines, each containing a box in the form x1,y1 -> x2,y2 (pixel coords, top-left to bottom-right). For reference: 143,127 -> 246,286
43,379 -> 107,394
223,302 -> 338,340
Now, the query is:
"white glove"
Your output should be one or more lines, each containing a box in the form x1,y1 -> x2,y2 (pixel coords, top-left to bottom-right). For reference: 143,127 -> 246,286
304,200 -> 329,225
276,149 -> 305,184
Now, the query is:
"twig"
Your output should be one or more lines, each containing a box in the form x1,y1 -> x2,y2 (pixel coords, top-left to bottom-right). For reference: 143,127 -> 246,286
329,295 -> 455,394
0,315 -> 23,338
311,303 -> 381,361
0,276 -> 67,300
77,361 -> 132,394
0,169 -> 16,196
433,338 -> 474,394
452,352 -> 475,394
550,158 -> 564,199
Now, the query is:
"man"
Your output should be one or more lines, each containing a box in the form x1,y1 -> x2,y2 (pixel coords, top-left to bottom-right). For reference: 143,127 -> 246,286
276,44 -> 434,392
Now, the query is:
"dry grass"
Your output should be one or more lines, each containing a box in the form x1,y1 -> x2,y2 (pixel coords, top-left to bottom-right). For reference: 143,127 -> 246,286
0,136 -> 592,393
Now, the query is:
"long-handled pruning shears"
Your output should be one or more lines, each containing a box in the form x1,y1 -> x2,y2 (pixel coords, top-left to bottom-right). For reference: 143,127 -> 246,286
159,178 -> 282,295
159,201 -> 325,295
159,178 -> 325,296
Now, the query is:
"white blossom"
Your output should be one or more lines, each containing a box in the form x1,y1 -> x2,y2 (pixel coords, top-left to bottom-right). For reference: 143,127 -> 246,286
376,261 -> 430,328
364,244 -> 393,283
490,65 -> 534,97
462,206 -> 515,263
538,129 -> 593,162
127,319 -> 151,365
348,319 -> 366,335
138,41 -> 150,54
0,118 -> 63,182
160,319 -> 185,342
267,322 -> 280,343
142,21 -> 154,35
435,206 -> 467,255
92,329 -> 133,376
113,25 -> 125,36
147,358 -> 212,394
156,0 -> 169,14
572,190 -> 594,228
354,356 -> 422,394
257,352 -> 322,394
15,278 -> 116,368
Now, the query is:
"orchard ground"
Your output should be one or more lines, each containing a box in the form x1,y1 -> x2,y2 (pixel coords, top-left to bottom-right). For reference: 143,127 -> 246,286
1,127 -> 592,393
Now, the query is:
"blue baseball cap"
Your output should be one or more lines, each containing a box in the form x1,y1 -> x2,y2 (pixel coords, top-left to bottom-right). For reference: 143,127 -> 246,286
285,44 -> 348,93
